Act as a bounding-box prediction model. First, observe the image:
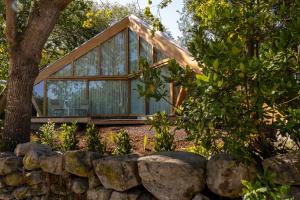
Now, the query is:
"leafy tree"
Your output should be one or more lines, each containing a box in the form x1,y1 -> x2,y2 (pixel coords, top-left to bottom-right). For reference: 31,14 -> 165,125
143,0 -> 300,162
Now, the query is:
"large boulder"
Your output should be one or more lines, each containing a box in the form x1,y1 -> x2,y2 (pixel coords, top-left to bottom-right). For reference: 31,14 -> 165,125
93,154 -> 141,192
0,154 -> 22,176
4,172 -> 25,186
65,151 -> 100,177
206,154 -> 256,198
109,189 -> 142,200
262,151 -> 300,185
22,144 -> 54,170
40,152 -> 64,175
14,142 -> 52,157
88,170 -> 102,189
24,171 -> 45,185
87,187 -> 113,200
71,177 -> 89,194
138,151 -> 206,200
192,194 -> 210,200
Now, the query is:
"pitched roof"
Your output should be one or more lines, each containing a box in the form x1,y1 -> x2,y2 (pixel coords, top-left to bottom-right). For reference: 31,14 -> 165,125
35,15 -> 201,84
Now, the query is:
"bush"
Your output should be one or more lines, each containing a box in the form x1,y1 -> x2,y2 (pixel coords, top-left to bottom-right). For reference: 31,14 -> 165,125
151,112 -> 175,152
242,170 -> 292,200
112,129 -> 132,155
85,123 -> 105,154
39,121 -> 56,147
59,121 -> 78,151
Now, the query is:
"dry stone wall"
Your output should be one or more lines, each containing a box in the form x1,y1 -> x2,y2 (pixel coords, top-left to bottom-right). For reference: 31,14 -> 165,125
0,142 -> 299,200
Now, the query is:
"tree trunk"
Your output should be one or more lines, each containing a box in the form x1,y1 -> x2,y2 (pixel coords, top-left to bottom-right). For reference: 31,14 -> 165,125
1,54 -> 39,151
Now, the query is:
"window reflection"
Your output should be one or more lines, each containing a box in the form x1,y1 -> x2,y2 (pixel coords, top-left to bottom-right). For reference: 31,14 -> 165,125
140,38 -> 152,64
74,48 -> 100,76
101,31 -> 126,75
51,64 -> 72,77
33,81 -> 44,115
129,30 -> 138,73
47,81 -> 88,116
89,81 -> 128,115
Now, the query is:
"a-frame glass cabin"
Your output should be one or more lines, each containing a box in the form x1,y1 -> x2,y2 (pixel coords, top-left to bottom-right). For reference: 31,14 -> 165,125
32,16 -> 199,124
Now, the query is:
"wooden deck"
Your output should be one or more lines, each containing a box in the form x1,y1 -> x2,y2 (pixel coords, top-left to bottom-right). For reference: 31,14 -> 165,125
31,117 -> 147,125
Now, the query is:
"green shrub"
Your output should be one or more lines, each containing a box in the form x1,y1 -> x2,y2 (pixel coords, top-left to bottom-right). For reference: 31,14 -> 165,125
113,129 -> 132,155
39,121 -> 56,147
151,112 -> 175,152
60,121 -> 78,151
85,123 -> 105,154
242,170 -> 293,200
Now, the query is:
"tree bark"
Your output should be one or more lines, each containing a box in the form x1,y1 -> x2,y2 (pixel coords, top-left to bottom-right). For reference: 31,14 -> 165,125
2,0 -> 72,151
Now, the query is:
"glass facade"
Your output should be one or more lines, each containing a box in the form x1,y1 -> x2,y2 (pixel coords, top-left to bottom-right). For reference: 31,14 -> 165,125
34,29 -> 177,118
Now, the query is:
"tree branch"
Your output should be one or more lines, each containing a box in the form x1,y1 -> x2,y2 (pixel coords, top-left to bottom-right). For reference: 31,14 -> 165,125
4,0 -> 17,51
20,0 -> 72,59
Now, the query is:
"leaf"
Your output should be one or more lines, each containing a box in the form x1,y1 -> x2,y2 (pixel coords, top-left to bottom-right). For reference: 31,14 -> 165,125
232,46 -> 240,55
213,59 -> 219,70
239,63 -> 245,72
196,74 -> 209,82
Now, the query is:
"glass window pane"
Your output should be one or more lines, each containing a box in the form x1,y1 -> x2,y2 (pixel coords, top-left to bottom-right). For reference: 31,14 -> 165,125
131,79 -> 145,115
33,81 -> 44,115
51,64 -> 72,77
129,30 -> 138,73
101,31 -> 126,75
140,38 -> 152,64
74,48 -> 100,76
47,81 -> 88,117
149,67 -> 171,114
154,48 -> 168,63
89,81 -> 128,115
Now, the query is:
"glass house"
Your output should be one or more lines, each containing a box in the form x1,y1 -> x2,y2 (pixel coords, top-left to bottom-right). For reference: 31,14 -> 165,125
31,16 -> 199,124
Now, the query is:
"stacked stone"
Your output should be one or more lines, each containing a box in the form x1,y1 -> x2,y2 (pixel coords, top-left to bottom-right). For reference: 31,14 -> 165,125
0,142 -> 299,200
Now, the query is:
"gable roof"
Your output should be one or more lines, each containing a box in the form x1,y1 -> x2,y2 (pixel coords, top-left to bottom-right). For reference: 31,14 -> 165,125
35,15 -> 201,84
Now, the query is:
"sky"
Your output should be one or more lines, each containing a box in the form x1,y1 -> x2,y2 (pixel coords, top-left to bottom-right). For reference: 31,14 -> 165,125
93,0 -> 184,39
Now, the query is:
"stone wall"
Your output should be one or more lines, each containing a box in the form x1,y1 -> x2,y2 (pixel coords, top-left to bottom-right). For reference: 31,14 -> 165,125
0,142 -> 299,200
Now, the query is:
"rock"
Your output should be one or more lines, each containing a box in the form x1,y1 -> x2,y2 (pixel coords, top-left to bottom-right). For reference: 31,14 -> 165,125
65,151 -> 100,177
50,183 -> 70,196
192,194 -> 210,200
109,189 -> 142,200
88,170 -> 102,189
263,152 -> 300,185
31,184 -> 48,196
290,186 -> 300,200
14,142 -> 52,157
0,193 -> 14,200
93,154 -> 141,192
25,171 -> 45,185
71,177 -> 88,194
0,178 -> 6,189
23,148 -> 54,171
40,152 -> 64,175
0,155 -> 22,176
137,192 -> 158,200
206,154 -> 256,198
87,187 -> 113,200
138,151 -> 206,200
4,172 -> 24,186
12,186 -> 30,200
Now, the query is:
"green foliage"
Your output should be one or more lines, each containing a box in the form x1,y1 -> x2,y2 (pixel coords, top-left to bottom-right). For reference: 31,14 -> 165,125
141,0 -> 300,162
39,121 -> 56,147
151,112 -> 175,152
85,123 -> 105,154
59,121 -> 78,151
112,129 -> 132,156
242,170 -> 293,200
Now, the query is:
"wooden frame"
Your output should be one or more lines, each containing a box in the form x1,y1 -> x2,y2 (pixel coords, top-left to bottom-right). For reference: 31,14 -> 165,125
32,15 -> 199,121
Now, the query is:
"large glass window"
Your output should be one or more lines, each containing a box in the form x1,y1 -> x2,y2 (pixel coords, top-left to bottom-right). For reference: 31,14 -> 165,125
101,31 -> 126,75
33,81 -> 44,115
129,30 -> 138,73
89,81 -> 128,115
131,79 -> 145,115
154,48 -> 168,63
51,64 -> 72,77
47,81 -> 88,116
140,38 -> 152,64
74,48 -> 100,76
